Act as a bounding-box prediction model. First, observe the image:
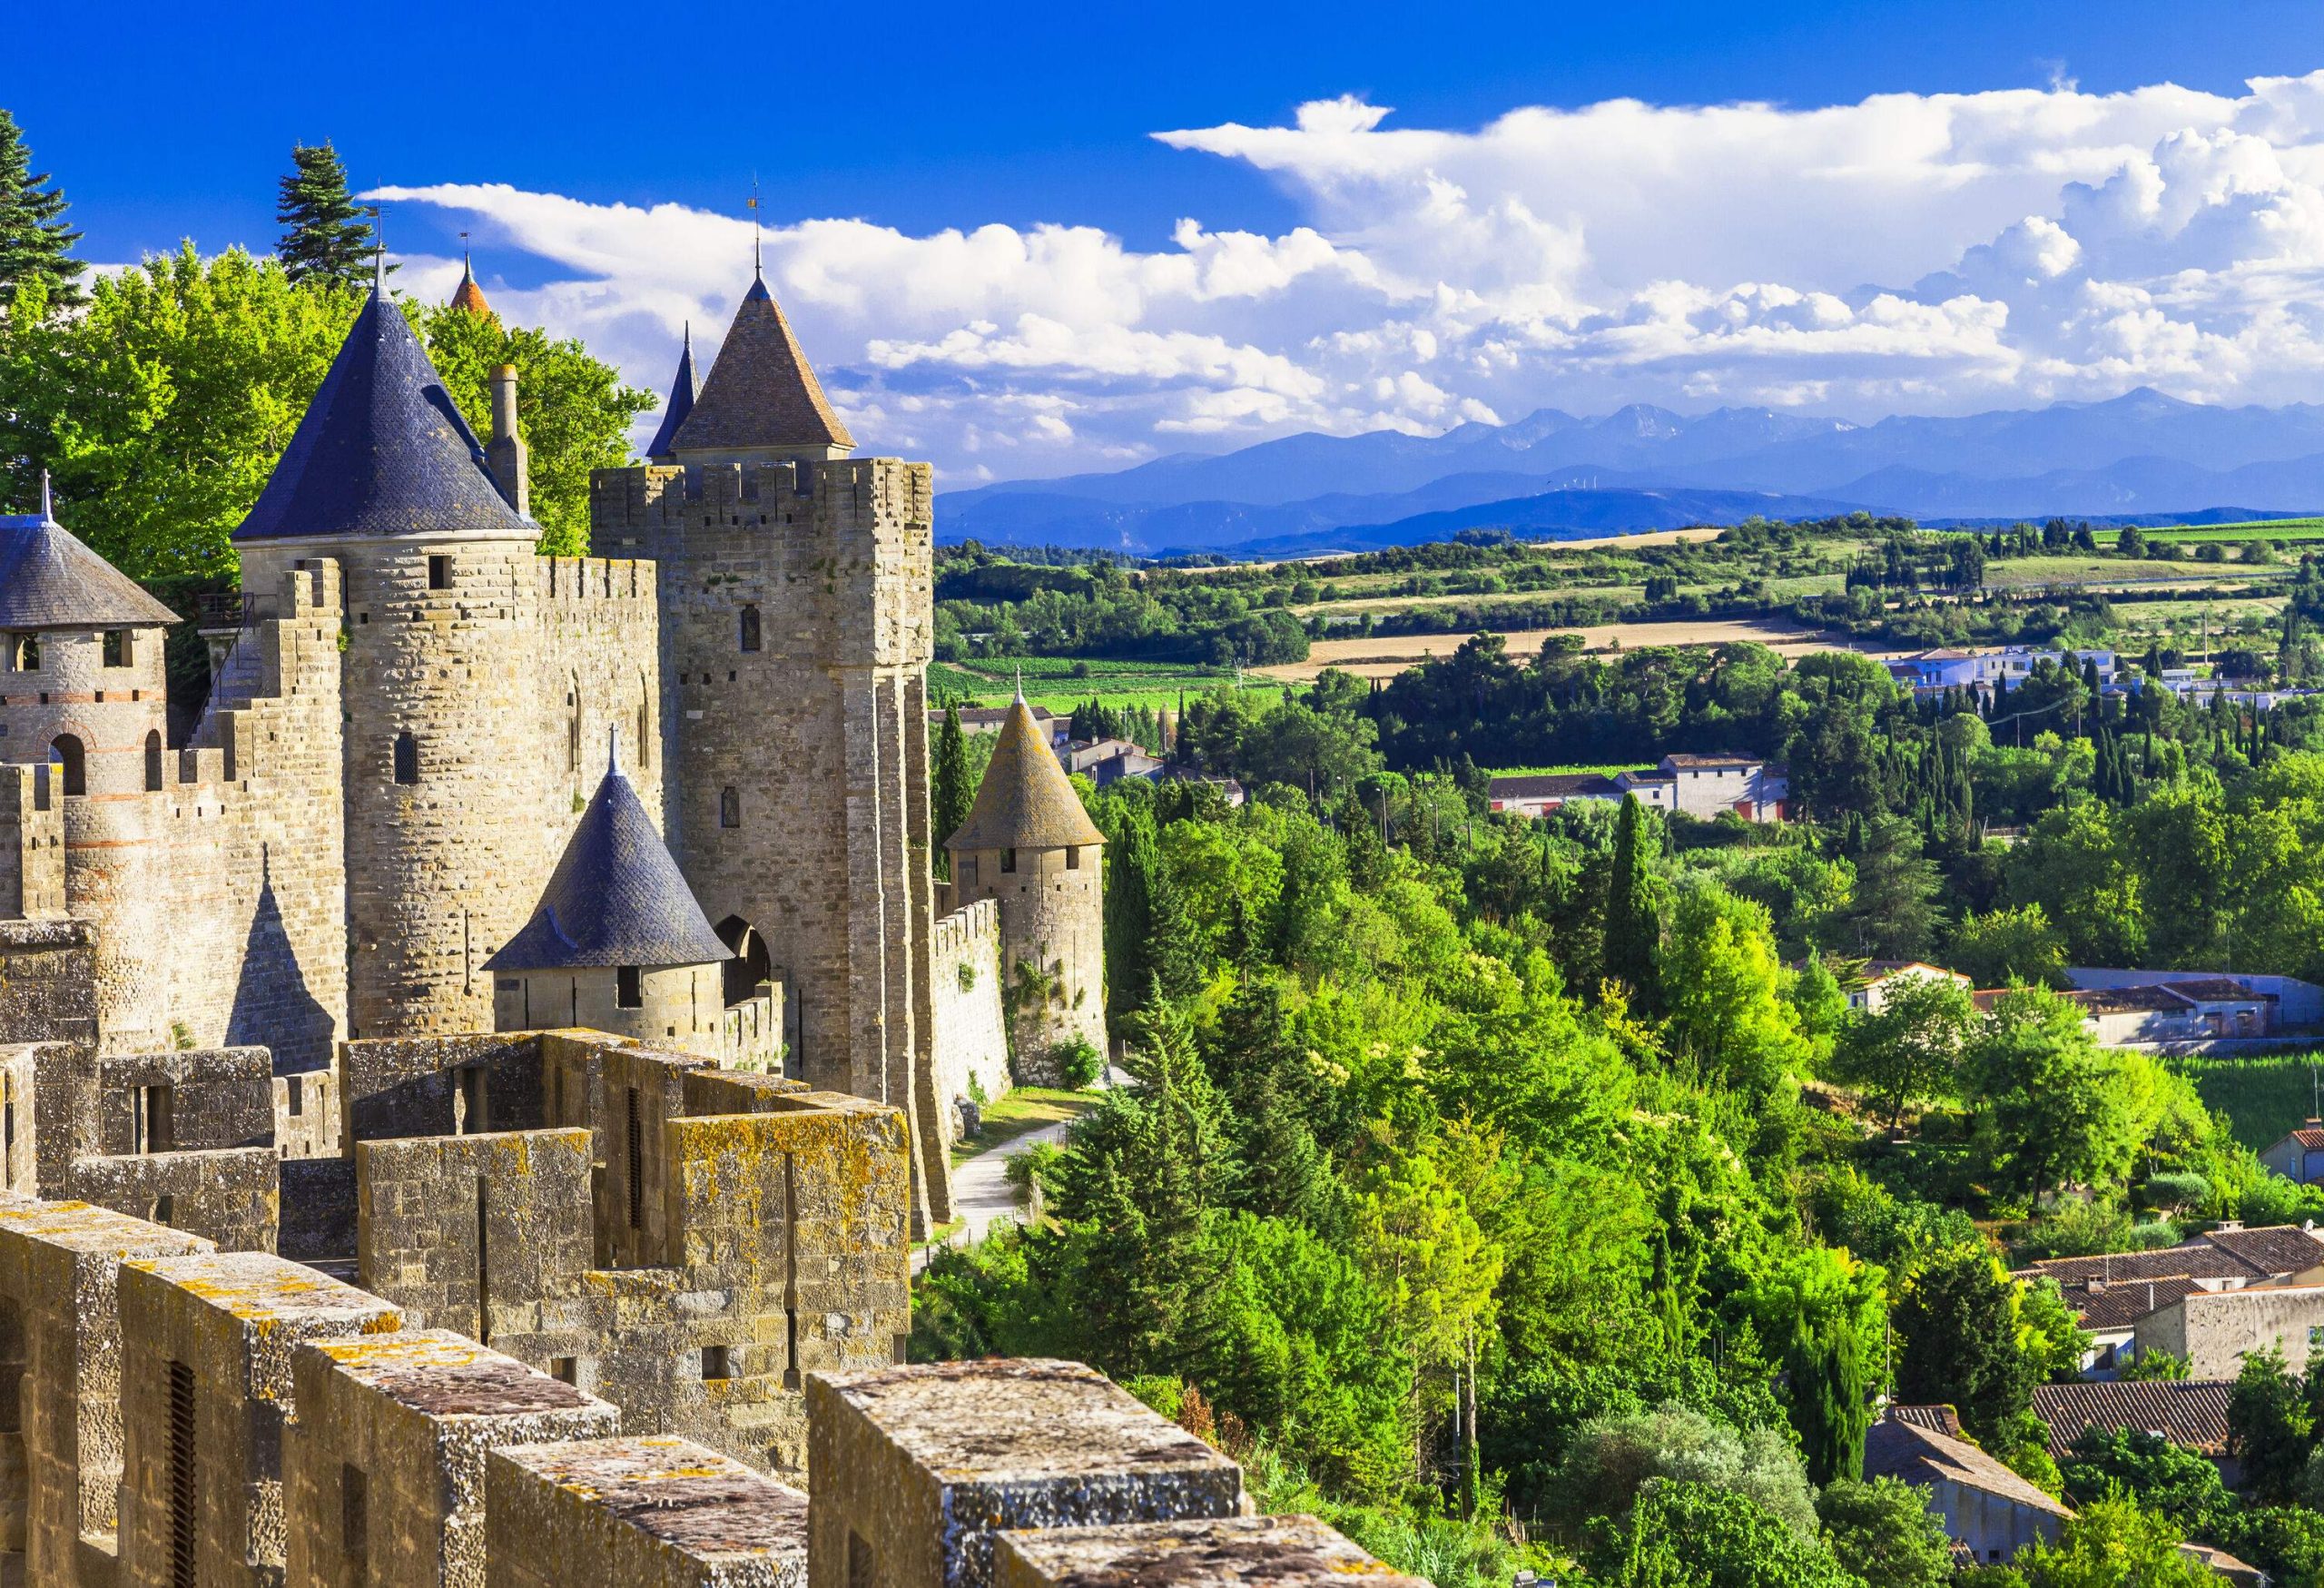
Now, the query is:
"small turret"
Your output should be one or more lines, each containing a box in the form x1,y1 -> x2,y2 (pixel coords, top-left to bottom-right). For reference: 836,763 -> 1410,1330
487,734 -> 753,1062
449,250 -> 493,319
945,695 -> 1107,1076
644,324 -> 697,464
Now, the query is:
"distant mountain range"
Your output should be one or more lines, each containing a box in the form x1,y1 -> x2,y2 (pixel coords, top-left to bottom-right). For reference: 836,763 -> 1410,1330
936,389 -> 2324,557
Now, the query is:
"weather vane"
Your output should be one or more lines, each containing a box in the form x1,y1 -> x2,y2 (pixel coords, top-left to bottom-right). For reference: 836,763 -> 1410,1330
748,174 -> 762,278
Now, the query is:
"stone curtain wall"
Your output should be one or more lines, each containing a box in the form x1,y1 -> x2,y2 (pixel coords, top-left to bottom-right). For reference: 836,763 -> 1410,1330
930,902 -> 1009,1139
0,921 -> 95,1047
591,459 -> 950,1224
536,556 -> 665,824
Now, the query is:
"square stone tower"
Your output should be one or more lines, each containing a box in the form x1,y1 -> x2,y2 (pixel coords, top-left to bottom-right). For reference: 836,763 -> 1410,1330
592,275 -> 948,1221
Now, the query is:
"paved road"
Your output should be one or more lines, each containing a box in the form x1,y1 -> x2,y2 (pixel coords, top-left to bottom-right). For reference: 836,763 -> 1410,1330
915,1117 -> 1076,1274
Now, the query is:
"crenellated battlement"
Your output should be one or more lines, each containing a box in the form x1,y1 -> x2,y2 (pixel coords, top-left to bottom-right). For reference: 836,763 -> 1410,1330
589,457 -> 933,551
537,555 -> 657,606
931,897 -> 999,960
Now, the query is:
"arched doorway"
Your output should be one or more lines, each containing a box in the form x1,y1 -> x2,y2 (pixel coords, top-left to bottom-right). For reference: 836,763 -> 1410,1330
48,735 -> 84,797
714,916 -> 773,1007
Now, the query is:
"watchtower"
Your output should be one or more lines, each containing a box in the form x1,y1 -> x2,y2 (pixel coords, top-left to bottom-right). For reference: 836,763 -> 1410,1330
232,264 -> 550,1041
0,479 -> 180,1047
595,271 -> 947,1219
945,694 -> 1106,1077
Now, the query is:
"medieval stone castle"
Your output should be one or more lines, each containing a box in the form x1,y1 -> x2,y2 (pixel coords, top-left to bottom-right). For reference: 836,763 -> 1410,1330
0,258 -> 1430,1588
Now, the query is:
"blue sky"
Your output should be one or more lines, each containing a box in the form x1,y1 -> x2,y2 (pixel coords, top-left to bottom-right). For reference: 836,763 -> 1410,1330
14,1 -> 2324,482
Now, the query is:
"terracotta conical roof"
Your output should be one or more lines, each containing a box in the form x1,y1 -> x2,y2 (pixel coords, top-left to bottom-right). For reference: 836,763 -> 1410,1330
945,695 -> 1105,853
448,255 -> 492,319
667,274 -> 854,455
486,736 -> 730,972
645,324 -> 697,460
0,478 -> 180,631
235,277 -> 535,543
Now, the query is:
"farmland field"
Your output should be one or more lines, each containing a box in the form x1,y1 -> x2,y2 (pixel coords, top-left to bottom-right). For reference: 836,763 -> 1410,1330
1258,616 -> 1879,682
2102,518 -> 2324,544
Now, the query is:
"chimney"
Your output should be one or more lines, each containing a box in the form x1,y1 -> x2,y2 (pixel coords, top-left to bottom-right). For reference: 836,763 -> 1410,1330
486,363 -> 529,518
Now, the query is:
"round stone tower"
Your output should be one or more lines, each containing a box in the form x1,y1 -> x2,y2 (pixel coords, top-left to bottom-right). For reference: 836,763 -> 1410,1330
944,693 -> 1106,1078
232,267 -> 547,1039
0,478 -> 180,1045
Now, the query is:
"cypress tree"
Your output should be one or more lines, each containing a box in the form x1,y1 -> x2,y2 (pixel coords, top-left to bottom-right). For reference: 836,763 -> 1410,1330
1103,807 -> 1157,1026
276,142 -> 378,289
1603,794 -> 1661,1007
0,110 -> 84,309
931,706 -> 971,878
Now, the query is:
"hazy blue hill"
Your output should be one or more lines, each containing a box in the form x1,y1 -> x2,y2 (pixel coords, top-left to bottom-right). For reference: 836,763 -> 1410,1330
934,389 -> 2324,553
1219,486 -> 1874,558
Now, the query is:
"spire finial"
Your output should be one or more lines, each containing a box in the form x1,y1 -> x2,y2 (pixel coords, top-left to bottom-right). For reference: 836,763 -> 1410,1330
608,724 -> 621,775
369,203 -> 387,294
1014,666 -> 1024,705
459,231 -> 472,280
683,320 -> 691,352
748,175 -> 763,280
39,469 -> 52,522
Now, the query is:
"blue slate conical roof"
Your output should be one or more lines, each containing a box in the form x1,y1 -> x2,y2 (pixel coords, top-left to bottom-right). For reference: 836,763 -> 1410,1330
644,325 -> 696,460
485,739 -> 730,972
0,478 -> 181,630
234,281 -> 534,543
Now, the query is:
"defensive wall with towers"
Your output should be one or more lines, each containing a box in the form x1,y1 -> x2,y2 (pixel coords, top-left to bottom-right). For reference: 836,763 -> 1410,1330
0,253 -> 1088,1228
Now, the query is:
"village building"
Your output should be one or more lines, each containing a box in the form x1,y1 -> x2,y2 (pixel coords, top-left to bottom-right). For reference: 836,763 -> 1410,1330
1487,752 -> 1788,823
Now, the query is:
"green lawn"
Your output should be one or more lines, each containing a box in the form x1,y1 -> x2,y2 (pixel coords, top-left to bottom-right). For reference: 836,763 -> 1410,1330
950,1086 -> 1099,1166
1482,762 -> 1639,778
2173,1052 -> 2324,1153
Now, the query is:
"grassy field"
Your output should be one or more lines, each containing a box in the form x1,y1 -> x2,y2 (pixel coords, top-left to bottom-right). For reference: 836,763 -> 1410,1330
2173,1053 -> 2324,1153
1481,763 -> 1639,778
935,656 -> 1235,714
1982,555 -> 2285,590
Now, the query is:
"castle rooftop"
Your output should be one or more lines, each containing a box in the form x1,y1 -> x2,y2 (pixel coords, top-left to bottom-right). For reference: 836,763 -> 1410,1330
449,255 -> 493,319
947,695 -> 1106,853
486,736 -> 729,972
668,273 -> 854,458
234,273 -> 535,544
0,478 -> 181,631
645,323 -> 698,460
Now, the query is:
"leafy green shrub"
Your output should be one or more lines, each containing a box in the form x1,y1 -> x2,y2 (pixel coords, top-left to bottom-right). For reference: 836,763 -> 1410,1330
1815,1477 -> 1954,1588
1052,1035 -> 1104,1090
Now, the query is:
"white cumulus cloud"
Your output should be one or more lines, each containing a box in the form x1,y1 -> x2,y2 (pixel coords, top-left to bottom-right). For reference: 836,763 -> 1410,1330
369,69 -> 2324,485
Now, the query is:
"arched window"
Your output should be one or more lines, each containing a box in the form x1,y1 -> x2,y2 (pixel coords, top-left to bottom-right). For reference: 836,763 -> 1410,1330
144,730 -> 163,793
719,787 -> 741,828
739,606 -> 762,654
49,735 -> 84,797
393,732 -> 419,785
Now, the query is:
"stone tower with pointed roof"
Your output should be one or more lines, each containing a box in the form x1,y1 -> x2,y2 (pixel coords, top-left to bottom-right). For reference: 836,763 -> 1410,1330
594,271 -> 948,1222
234,263 -> 660,1046
946,695 -> 1106,1074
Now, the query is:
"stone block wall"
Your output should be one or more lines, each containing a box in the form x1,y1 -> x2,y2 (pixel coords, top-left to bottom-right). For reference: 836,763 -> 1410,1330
287,1329 -> 619,1588
341,1032 -> 547,1145
0,764 -> 63,922
929,902 -> 1009,1140
537,557 -> 665,826
0,1198 -> 212,1583
0,922 -> 94,1048
485,1434 -> 809,1588
114,1251 -> 399,1588
355,1129 -> 596,1347
67,1145 -> 279,1253
803,1360 -> 1246,1588
992,1515 -> 1430,1588
953,842 -> 1106,1082
592,459 -> 949,1226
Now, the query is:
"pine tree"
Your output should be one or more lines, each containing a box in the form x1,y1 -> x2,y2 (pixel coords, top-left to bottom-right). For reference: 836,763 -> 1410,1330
0,110 -> 84,310
1102,807 -> 1157,1026
276,142 -> 378,289
1603,794 -> 1661,1007
931,706 -> 971,878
